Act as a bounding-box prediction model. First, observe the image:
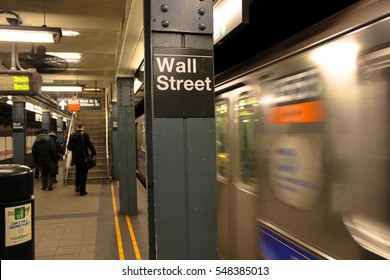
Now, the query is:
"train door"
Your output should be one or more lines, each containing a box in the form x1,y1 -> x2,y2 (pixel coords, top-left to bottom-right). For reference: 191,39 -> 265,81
232,92 -> 259,259
215,97 -> 231,259
257,66 -> 329,259
343,46 -> 390,259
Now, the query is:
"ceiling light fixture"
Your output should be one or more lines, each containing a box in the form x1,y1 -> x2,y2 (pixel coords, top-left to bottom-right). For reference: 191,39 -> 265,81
0,25 -> 62,43
46,52 -> 81,63
41,85 -> 84,92
0,9 -> 62,43
61,30 -> 79,37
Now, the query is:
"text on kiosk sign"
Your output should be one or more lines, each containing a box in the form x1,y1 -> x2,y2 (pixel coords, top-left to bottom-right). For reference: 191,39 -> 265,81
153,48 -> 214,118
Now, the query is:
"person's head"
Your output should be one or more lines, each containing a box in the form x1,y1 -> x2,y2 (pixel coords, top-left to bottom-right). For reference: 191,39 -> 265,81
76,122 -> 84,131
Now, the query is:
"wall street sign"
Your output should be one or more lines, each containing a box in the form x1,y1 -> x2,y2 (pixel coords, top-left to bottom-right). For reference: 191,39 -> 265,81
153,48 -> 215,118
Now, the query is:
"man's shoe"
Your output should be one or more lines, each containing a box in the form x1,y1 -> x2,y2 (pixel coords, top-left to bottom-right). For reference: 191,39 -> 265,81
80,192 -> 88,196
48,186 -> 53,191
41,187 -> 47,190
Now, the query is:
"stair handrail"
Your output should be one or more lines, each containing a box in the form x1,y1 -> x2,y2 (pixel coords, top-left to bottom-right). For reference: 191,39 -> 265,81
105,89 -> 110,179
63,111 -> 77,184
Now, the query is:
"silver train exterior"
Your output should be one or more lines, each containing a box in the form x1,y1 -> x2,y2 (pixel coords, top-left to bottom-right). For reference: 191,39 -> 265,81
135,114 -> 147,187
135,0 -> 390,260
214,0 -> 390,259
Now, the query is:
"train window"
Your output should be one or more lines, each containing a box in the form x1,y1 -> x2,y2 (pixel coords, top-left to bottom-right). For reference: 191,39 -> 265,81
236,96 -> 259,191
140,121 -> 146,152
215,101 -> 229,178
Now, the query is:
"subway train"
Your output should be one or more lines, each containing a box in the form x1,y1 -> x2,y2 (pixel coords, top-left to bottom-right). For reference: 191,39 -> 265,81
136,0 -> 390,259
135,114 -> 147,186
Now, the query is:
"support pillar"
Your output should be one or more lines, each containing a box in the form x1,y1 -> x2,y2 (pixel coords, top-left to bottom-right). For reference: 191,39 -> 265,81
41,111 -> 50,132
12,101 -> 26,165
111,103 -> 119,180
56,117 -> 64,143
116,78 -> 137,215
144,0 -> 217,259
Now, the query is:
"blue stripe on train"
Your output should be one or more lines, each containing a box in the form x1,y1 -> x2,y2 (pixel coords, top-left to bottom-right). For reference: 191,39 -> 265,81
259,226 -> 319,260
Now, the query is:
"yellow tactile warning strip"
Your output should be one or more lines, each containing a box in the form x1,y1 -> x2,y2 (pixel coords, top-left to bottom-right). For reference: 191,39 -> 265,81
111,181 -> 142,260
110,182 -> 125,260
125,215 -> 142,260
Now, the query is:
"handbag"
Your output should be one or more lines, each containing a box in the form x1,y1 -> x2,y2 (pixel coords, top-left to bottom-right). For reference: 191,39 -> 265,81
85,156 -> 96,169
81,133 -> 96,169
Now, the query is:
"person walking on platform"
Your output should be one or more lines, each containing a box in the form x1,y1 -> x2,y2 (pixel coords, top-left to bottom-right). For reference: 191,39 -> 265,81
33,130 -> 41,179
67,122 -> 96,196
32,129 -> 57,191
49,131 -> 64,184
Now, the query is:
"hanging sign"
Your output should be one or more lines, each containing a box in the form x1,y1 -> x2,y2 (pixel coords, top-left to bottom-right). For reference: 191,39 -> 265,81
79,98 -> 102,110
57,97 -> 101,111
68,98 -> 80,111
0,70 -> 42,95
153,48 -> 215,118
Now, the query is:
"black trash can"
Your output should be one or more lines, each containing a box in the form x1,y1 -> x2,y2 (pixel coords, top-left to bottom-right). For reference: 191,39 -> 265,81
0,164 -> 34,260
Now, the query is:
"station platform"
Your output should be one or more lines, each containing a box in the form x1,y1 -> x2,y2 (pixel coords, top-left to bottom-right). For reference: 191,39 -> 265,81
33,162 -> 148,260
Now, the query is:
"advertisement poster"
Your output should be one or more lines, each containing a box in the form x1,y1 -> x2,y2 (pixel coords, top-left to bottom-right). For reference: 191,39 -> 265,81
5,203 -> 32,247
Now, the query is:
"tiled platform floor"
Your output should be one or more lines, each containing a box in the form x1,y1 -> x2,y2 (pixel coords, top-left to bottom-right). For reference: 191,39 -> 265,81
33,164 -> 148,260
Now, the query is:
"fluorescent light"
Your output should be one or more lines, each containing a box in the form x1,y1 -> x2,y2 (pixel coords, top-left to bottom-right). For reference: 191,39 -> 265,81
41,85 -> 84,92
62,30 -> 79,37
0,24 -> 62,43
46,52 -> 81,63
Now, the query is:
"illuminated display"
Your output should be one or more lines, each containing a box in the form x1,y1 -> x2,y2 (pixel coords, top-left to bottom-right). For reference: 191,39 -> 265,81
0,74 -> 30,91
0,70 -> 42,95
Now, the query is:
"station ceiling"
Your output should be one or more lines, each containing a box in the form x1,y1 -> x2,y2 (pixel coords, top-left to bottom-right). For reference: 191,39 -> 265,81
0,0 -> 143,99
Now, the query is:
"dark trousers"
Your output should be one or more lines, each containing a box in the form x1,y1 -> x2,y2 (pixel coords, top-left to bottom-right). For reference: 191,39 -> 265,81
34,165 -> 40,178
40,164 -> 53,189
75,161 -> 88,194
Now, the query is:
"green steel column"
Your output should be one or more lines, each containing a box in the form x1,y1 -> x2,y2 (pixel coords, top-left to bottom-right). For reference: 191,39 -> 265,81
56,117 -> 64,143
12,101 -> 26,165
116,78 -> 137,215
111,103 -> 119,180
144,0 -> 217,259
41,111 -> 50,133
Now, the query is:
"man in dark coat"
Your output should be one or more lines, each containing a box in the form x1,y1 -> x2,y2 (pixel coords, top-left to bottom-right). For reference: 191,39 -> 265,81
32,129 -> 57,191
49,131 -> 64,184
67,122 -> 96,196
33,130 -> 41,179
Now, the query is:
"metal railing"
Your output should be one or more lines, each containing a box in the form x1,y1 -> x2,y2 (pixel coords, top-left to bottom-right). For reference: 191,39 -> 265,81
62,111 -> 77,184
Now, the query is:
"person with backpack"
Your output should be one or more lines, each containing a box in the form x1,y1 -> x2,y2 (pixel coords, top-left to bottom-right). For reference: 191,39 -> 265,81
32,129 -> 57,191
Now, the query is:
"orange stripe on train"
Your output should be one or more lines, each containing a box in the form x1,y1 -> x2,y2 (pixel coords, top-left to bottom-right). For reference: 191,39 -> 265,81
268,100 -> 325,124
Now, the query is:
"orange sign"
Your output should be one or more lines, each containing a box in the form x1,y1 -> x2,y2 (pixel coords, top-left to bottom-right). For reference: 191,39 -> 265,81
268,100 -> 325,124
68,98 -> 80,111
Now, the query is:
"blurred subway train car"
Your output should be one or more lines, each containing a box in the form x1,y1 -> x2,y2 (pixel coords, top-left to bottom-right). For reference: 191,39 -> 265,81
214,0 -> 390,259
136,0 -> 390,260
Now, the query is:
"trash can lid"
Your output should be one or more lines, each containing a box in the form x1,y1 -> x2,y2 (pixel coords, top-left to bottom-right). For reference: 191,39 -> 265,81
0,164 -> 31,176
0,164 -> 33,201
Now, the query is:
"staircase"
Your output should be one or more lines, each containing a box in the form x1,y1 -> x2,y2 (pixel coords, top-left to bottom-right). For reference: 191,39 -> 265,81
66,94 -> 109,184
